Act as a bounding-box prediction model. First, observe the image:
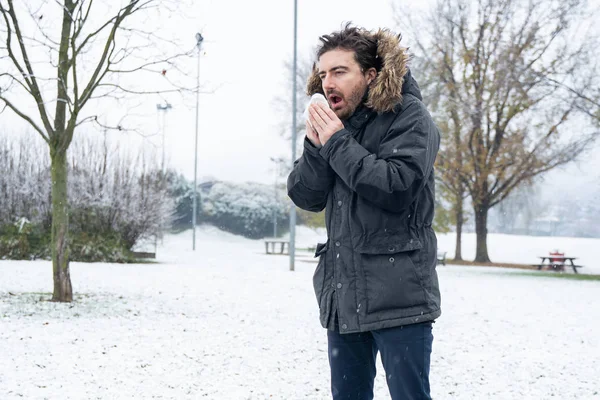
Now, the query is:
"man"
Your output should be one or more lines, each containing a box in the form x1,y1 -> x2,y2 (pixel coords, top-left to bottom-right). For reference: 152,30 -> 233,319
287,24 -> 441,400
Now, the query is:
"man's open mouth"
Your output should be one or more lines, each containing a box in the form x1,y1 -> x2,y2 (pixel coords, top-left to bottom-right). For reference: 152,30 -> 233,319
329,94 -> 343,108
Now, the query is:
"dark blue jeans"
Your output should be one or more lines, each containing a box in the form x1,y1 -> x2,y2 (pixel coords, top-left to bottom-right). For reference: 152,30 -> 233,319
327,322 -> 433,400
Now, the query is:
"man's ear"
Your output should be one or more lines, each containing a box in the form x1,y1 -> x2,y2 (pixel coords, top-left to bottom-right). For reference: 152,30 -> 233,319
366,67 -> 377,85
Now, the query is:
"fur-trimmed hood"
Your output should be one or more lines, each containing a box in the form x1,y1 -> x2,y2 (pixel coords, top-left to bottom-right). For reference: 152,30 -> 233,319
306,28 -> 420,113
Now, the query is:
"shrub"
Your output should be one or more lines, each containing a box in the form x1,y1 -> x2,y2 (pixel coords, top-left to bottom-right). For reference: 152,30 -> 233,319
201,182 -> 290,239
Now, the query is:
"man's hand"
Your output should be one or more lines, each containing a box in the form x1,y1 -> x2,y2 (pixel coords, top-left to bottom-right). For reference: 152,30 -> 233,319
308,103 -> 344,146
305,120 -> 322,148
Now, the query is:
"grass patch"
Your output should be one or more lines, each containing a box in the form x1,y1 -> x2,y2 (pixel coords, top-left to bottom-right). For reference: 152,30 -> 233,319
510,271 -> 600,281
444,259 -> 599,281
3,292 -> 52,296
129,259 -> 159,264
444,259 -> 537,270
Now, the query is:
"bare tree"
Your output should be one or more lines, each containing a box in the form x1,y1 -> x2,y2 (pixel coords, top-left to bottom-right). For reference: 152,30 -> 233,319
273,55 -> 314,172
492,181 -> 544,235
397,3 -> 471,261
0,133 -> 51,228
396,0 -> 600,262
433,116 -> 470,261
0,1 -> 195,301
68,133 -> 173,251
0,130 -> 172,261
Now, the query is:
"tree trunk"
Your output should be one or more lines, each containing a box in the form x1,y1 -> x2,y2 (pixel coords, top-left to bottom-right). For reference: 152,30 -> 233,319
474,202 -> 491,263
51,148 -> 72,302
454,194 -> 464,261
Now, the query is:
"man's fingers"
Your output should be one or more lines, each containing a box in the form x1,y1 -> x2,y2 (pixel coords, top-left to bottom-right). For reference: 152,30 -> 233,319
308,110 -> 319,133
307,123 -> 317,139
306,121 -> 314,134
315,103 -> 342,125
312,103 -> 332,122
309,106 -> 327,130
307,113 -> 317,133
321,104 -> 339,121
308,114 -> 321,137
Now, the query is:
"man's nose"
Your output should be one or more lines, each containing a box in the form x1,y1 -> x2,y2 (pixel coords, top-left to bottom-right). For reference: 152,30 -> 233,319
322,75 -> 335,92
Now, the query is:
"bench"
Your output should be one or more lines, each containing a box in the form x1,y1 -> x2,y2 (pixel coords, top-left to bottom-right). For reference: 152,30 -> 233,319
264,239 -> 289,255
437,251 -> 447,266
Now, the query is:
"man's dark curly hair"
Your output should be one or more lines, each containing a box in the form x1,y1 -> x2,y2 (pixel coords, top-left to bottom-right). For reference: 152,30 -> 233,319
316,23 -> 382,73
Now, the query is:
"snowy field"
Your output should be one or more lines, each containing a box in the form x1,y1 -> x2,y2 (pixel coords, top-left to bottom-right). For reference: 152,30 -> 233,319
1,226 -> 599,399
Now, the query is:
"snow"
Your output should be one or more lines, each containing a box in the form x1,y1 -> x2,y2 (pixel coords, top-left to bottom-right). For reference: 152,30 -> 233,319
1,226 -> 599,399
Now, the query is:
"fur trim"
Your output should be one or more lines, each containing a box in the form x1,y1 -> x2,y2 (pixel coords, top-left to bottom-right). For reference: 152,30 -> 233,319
306,28 -> 409,113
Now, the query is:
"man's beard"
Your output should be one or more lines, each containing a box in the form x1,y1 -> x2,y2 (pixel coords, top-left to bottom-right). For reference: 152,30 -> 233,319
335,83 -> 368,121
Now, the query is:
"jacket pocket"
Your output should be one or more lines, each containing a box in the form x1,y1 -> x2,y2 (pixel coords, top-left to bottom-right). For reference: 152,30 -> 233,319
359,241 -> 427,315
312,241 -> 329,307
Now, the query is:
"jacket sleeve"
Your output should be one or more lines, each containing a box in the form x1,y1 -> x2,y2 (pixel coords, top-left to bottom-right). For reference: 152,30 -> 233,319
319,101 -> 439,213
287,137 -> 335,212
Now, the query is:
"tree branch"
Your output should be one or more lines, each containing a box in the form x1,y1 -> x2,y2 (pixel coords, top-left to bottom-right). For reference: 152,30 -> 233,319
94,83 -> 193,96
0,71 -> 34,95
0,95 -> 49,142
78,1 -> 139,109
3,0 -> 54,135
107,50 -> 194,74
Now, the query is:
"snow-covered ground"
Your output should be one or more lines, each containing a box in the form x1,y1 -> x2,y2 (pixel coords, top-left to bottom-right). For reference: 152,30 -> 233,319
1,226 -> 599,399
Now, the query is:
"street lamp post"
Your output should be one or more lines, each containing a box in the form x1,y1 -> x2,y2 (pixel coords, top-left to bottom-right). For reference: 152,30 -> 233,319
193,32 -> 204,251
289,0 -> 298,272
156,102 -> 172,173
155,101 -> 172,250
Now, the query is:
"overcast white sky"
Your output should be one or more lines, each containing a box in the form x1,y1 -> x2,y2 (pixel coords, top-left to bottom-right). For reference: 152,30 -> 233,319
135,0 -> 600,195
1,0 -> 599,194
165,0 -> 411,185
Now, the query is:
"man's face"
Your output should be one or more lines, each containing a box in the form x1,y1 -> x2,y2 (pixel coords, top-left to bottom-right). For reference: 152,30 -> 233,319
317,49 -> 373,120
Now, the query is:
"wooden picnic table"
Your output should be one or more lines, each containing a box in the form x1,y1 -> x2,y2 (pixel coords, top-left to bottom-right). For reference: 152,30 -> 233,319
536,256 -> 582,274
264,239 -> 289,255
